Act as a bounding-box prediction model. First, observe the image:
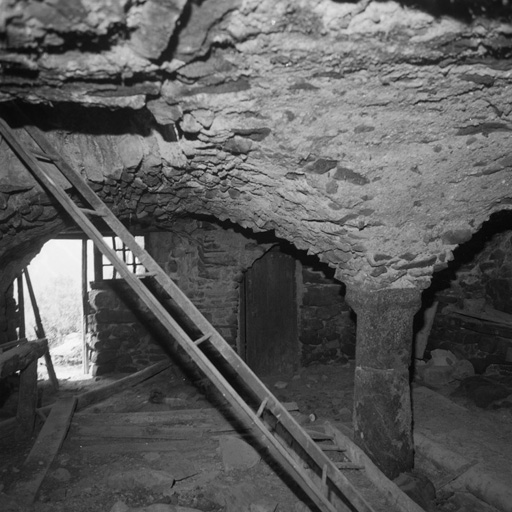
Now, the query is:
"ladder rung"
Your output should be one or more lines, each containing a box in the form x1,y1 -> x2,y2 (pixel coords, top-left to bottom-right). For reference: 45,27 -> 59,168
305,428 -> 334,441
80,208 -> 105,217
334,462 -> 364,471
318,444 -> 345,452
136,272 -> 157,278
194,333 -> 211,345
32,149 -> 54,162
256,397 -> 269,418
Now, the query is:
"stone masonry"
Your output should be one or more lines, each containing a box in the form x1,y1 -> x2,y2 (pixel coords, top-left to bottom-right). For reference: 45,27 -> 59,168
88,280 -> 168,376
88,219 -> 357,374
429,224 -> 512,371
300,266 -> 355,366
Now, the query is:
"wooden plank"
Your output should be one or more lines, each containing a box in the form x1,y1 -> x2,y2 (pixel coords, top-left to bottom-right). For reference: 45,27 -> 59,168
11,397 -> 77,505
0,337 -> 28,353
74,402 -> 300,430
24,268 -> 59,390
15,359 -> 38,439
75,424 -> 206,440
0,338 -> 47,377
324,422 -> 426,512
81,239 -> 90,374
74,360 -> 171,411
79,440 -> 206,454
17,274 -> 25,339
74,408 -> 231,426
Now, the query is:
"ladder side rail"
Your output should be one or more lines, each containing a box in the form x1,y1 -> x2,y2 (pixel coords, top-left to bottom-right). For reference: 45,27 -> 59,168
13,117 -> 374,510
142,266 -> 373,510
214,330 -> 375,504
11,115 -> 255,346
21,125 -> 212,313
20,121 -> 172,265
0,118 -> 348,512
4,116 -> 376,512
201,329 -> 362,490
19,120 -> 211,328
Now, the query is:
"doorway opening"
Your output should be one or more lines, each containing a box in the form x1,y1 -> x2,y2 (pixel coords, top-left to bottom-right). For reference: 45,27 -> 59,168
240,246 -> 299,376
17,238 -> 90,381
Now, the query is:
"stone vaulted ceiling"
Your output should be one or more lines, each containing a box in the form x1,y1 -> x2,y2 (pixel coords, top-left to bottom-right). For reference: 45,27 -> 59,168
1,0 -> 512,291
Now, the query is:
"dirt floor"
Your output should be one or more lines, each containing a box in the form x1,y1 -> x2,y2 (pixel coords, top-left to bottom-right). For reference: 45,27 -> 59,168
1,358 -> 511,512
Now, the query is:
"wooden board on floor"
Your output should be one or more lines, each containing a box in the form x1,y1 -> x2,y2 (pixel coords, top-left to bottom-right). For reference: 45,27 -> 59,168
79,439 -> 209,453
75,424 -> 209,439
74,407 -> 235,427
11,396 -> 77,504
0,338 -> 47,377
74,403 -> 297,428
75,360 -> 171,411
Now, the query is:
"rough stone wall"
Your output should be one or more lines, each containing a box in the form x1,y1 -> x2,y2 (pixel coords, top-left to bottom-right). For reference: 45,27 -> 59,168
147,219 -> 270,347
87,219 -> 357,374
299,266 -> 355,366
88,280 -> 168,375
87,219 -> 270,375
430,312 -> 512,372
429,229 -> 512,370
473,231 -> 512,314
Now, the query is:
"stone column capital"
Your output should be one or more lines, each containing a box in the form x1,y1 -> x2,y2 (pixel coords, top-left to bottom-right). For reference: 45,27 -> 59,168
345,286 -> 422,315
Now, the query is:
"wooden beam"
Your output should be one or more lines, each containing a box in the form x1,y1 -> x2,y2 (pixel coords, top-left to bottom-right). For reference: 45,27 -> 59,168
93,244 -> 103,281
0,338 -> 47,378
23,269 -> 59,390
75,360 -> 171,411
75,424 -> 206,440
0,338 -> 28,353
79,440 -> 204,454
15,359 -> 38,440
74,408 -> 228,426
17,274 -> 25,339
81,239 -> 90,374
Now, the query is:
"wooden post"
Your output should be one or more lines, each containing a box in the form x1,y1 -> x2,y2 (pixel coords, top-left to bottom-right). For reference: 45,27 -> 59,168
81,239 -> 90,374
93,244 -> 103,281
17,274 -> 25,339
16,359 -> 38,440
23,269 -> 59,390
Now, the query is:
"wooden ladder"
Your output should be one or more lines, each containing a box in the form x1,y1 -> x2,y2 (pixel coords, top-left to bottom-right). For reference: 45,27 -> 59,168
0,109 -> 379,512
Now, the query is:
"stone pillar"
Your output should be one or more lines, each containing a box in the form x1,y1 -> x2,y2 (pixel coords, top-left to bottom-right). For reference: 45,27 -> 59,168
346,286 -> 422,479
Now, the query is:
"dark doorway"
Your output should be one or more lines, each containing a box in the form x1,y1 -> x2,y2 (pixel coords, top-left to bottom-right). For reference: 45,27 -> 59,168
241,246 -> 299,375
